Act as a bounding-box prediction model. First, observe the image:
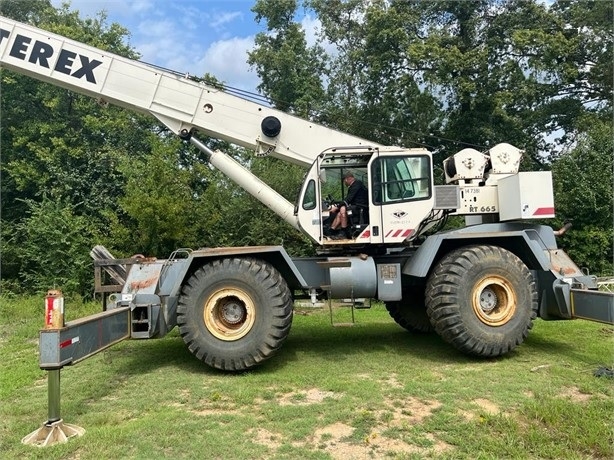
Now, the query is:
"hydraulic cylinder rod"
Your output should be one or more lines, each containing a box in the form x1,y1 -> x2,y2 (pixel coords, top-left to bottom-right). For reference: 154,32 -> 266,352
189,136 -> 300,230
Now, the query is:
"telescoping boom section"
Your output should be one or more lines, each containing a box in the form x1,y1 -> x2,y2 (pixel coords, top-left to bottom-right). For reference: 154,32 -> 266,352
0,15 -> 388,234
0,15 -> 378,167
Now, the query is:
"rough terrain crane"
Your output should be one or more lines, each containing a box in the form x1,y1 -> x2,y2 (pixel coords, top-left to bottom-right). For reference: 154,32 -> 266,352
1,16 -> 612,374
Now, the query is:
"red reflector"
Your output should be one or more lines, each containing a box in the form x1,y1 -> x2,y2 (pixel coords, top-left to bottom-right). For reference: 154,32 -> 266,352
533,207 -> 555,216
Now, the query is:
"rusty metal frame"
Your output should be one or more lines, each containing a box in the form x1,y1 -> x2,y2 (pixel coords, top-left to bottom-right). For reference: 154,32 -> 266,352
93,257 -> 144,293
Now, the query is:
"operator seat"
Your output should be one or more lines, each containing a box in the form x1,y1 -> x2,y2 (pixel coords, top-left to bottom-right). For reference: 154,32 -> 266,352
347,204 -> 369,238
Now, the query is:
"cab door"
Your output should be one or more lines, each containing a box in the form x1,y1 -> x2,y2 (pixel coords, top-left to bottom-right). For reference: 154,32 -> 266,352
364,150 -> 384,244
295,156 -> 326,244
370,151 -> 435,244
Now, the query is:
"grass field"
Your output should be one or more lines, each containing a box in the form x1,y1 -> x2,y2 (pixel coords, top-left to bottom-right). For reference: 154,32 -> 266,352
1,296 -> 613,459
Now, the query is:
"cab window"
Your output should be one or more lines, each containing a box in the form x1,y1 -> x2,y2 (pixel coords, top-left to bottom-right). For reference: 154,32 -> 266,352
371,156 -> 431,205
302,179 -> 316,210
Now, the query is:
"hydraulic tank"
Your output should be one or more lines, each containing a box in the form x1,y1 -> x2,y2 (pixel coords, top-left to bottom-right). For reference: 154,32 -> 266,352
329,256 -> 377,299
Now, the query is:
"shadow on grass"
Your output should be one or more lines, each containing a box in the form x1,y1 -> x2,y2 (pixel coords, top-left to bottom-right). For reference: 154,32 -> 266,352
102,318 -> 477,381
91,323 -> 462,377
103,332 -> 209,375
523,328 -> 576,355
95,313 -> 574,381
281,321 -> 458,363
57,315 -> 578,416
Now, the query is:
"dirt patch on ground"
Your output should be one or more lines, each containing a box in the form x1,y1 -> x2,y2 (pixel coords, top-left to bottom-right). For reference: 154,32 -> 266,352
380,373 -> 404,389
277,388 -> 343,406
473,398 -> 500,415
308,396 -> 452,459
173,384 -> 453,457
458,409 -> 476,421
312,421 -> 416,459
558,386 -> 592,403
371,396 -> 443,428
171,391 -> 244,416
250,427 -> 284,450
365,397 -> 451,457
271,395 -> 449,458
251,416 -> 452,459
458,398 -> 501,421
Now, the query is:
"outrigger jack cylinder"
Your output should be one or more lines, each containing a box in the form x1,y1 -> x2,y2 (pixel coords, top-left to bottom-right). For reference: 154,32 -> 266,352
22,290 -> 85,447
22,290 -> 131,447
21,369 -> 85,447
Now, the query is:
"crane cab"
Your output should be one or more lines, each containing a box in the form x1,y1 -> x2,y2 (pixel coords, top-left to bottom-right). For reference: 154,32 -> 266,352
295,146 -> 436,247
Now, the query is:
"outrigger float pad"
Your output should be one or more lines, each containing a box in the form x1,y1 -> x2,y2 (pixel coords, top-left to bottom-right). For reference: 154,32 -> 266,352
21,419 -> 85,447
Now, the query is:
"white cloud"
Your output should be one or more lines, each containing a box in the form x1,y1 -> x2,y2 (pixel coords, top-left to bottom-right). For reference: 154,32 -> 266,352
301,14 -> 320,47
129,0 -> 154,14
137,19 -> 176,37
300,14 -> 337,57
210,11 -> 243,30
50,1 -> 262,91
198,36 -> 259,91
51,0 -> 154,18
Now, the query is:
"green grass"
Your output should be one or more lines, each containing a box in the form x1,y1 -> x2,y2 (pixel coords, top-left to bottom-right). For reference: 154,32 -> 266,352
1,296 -> 613,459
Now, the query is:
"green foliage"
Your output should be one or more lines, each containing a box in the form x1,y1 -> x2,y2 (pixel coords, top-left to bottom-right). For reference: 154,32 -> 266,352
192,154 -> 313,255
0,74 -> 141,289
2,197 -> 100,295
249,0 -> 326,116
0,0 -> 51,23
249,0 -> 613,274
254,0 -> 612,160
0,3 -> 162,291
307,0 -> 442,147
552,120 -> 613,275
0,7 -> 140,207
117,138 -> 204,256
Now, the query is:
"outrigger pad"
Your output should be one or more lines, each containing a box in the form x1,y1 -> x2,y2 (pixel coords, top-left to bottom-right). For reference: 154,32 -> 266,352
21,419 -> 85,447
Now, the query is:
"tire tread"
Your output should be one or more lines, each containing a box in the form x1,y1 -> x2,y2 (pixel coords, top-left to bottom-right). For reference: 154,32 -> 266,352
177,258 -> 293,371
426,245 -> 537,357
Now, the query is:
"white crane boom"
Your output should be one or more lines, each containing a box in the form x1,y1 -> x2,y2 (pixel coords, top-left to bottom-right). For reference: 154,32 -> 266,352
0,16 -> 380,168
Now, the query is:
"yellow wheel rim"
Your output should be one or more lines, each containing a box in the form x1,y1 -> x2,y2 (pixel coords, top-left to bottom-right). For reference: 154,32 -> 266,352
203,288 -> 256,341
472,276 -> 517,327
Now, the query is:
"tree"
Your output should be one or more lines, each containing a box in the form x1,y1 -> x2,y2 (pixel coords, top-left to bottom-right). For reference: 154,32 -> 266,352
306,0 -> 441,147
0,2 -> 159,292
551,120 -> 613,276
249,0 -> 613,273
249,0 -> 326,117
0,3 -> 144,224
512,0 -> 613,150
1,1 -> 316,295
0,0 -> 50,23
1,196 -> 101,295
117,136 -> 211,256
283,0 -> 611,161
3,0 -> 610,294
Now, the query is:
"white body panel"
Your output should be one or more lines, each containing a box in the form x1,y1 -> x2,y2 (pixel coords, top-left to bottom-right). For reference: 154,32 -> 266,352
498,171 -> 555,221
453,186 -> 499,215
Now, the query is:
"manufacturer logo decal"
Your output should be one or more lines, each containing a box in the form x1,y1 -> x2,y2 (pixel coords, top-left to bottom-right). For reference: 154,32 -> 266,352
0,28 -> 103,84
392,210 -> 407,219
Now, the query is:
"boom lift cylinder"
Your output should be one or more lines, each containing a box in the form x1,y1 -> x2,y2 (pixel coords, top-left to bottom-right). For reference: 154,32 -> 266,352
188,136 -> 299,230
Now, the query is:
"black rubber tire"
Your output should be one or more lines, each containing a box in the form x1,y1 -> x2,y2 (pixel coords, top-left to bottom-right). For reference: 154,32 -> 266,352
385,285 -> 434,333
177,257 -> 293,371
425,245 -> 537,357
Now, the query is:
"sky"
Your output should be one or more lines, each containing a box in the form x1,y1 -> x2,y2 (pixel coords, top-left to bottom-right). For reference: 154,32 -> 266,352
49,0 -> 311,93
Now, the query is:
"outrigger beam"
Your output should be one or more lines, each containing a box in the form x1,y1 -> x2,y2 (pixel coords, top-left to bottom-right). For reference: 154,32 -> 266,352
23,306 -> 130,447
